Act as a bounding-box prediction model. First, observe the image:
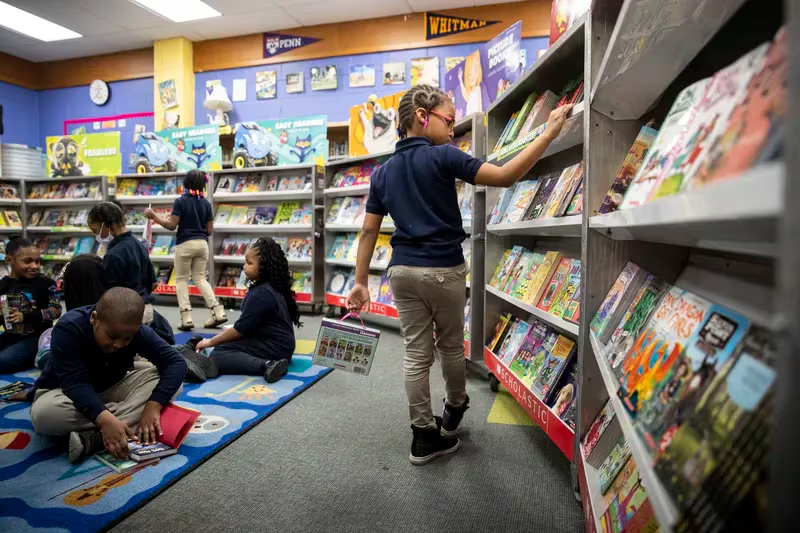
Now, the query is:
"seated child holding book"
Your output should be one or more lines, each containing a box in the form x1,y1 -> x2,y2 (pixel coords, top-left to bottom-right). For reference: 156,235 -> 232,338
29,287 -> 187,463
0,236 -> 61,373
196,238 -> 298,383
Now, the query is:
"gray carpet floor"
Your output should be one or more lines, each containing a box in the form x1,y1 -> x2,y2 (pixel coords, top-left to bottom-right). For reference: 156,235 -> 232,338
111,303 -> 584,533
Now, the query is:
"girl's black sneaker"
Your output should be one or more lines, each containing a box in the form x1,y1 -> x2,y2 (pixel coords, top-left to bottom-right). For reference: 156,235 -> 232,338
264,359 -> 289,383
440,394 -> 470,436
409,425 -> 460,466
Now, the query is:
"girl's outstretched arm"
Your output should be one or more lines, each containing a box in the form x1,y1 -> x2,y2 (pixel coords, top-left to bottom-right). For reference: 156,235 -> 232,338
196,327 -> 242,351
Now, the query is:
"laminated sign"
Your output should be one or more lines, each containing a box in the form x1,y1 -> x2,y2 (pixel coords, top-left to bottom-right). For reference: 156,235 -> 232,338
313,314 -> 380,376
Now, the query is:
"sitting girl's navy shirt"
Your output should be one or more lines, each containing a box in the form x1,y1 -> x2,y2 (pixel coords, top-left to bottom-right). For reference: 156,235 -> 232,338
366,136 -> 482,268
172,194 -> 212,245
228,283 -> 295,360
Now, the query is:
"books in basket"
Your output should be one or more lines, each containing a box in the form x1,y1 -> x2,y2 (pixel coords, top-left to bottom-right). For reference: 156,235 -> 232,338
313,317 -> 381,376
128,403 -> 200,462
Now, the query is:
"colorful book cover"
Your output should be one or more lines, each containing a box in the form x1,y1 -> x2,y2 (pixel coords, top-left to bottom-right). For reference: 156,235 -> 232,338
562,167 -> 585,218
327,235 -> 347,259
509,251 -> 539,301
376,271 -> 393,305
555,162 -> 585,218
655,326 -> 777,508
151,236 -> 172,256
254,206 -> 277,225
229,205 -> 250,225
489,250 -> 512,287
328,268 -> 351,295
501,180 -> 540,224
531,334 -> 575,400
214,205 -> 234,225
620,77 -> 713,210
498,319 -> 531,366
617,289 -> 710,421
488,186 -> 515,224
525,172 -> 560,220
495,246 -> 523,292
4,211 -> 21,228
637,303 -> 751,456
501,247 -> 532,295
507,92 -> 539,141
522,251 -> 560,306
345,232 -> 361,262
697,28 -> 787,187
521,331 -> 558,389
548,359 -> 578,428
598,125 -> 659,214
548,259 -> 581,319
600,458 -> 658,533
590,262 -> 644,344
508,320 -> 550,378
536,257 -> 572,313
561,284 -> 581,324
541,164 -> 579,219
372,234 -> 392,265
597,437 -> 632,494
274,201 -> 299,225
653,43 -> 769,199
583,400 -> 616,458
517,91 -> 558,139
488,313 -> 512,353
327,198 -> 344,223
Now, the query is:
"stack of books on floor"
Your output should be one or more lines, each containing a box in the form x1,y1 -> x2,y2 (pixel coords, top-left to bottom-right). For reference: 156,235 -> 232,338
487,313 -> 577,429
27,181 -> 101,200
493,77 -> 584,158
218,236 -> 312,261
215,202 -> 312,226
327,268 -> 393,308
488,247 -> 581,324
125,207 -> 171,226
0,210 -> 22,228
591,260 -> 776,530
327,232 -> 392,267
151,236 -> 177,256
488,162 -> 584,224
599,28 -> 786,214
36,236 -> 97,258
117,178 -> 183,197
29,209 -> 88,228
215,174 -> 312,193
0,183 -> 19,200
330,159 -> 381,188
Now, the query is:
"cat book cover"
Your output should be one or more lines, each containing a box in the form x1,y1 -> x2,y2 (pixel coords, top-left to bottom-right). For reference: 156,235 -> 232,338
498,319 -> 531,366
548,259 -> 581,318
495,246 -> 524,293
509,251 -> 539,301
531,334 -> 575,400
598,124 -> 658,214
254,206 -> 277,225
655,326 -> 776,509
501,180 -> 540,224
651,43 -> 769,199
522,251 -> 561,306
536,257 -> 572,313
590,262 -> 645,344
638,303 -> 750,457
620,77 -> 712,210
488,313 -> 513,353
508,320 -> 551,378
617,288 -> 710,424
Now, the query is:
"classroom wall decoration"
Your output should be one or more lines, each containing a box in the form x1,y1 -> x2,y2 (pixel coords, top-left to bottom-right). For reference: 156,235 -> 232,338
383,63 -> 406,85
349,90 -> 405,157
446,56 -> 466,71
232,115 -> 328,167
286,72 -> 304,94
310,66 -> 338,91
46,132 -> 121,177
256,71 -> 277,100
158,79 -> 179,110
445,21 -> 523,118
131,125 -> 221,173
349,65 -> 376,88
205,80 -> 221,97
411,57 -> 440,87
263,32 -> 322,58
425,11 -> 501,40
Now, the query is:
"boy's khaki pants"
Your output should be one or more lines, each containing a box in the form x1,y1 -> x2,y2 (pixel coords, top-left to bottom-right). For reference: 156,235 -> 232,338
388,263 -> 468,429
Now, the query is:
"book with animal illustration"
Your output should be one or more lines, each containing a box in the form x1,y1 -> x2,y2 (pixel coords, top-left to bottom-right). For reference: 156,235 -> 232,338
530,334 -> 575,401
536,257 -> 572,314
214,204 -> 234,224
598,124 -> 659,214
128,403 -> 200,462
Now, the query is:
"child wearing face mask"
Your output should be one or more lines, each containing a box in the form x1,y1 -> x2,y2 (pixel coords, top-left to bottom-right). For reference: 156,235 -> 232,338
88,202 -> 157,325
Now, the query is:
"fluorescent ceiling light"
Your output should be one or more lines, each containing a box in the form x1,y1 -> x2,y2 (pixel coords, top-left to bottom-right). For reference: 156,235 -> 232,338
0,1 -> 81,42
131,0 -> 222,23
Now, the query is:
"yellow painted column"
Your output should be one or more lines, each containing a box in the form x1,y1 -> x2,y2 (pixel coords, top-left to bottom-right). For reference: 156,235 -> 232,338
153,37 -> 194,129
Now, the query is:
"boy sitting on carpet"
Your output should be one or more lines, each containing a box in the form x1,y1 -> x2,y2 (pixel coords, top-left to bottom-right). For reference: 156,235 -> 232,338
29,287 -> 187,463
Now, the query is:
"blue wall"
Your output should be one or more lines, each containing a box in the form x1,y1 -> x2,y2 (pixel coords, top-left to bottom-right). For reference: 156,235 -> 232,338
0,81 -> 40,148
195,37 -> 549,124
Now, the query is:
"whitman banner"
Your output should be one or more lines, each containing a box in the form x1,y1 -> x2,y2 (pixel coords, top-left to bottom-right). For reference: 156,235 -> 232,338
47,132 -> 121,177
131,125 -> 221,173
425,12 -> 500,40
349,91 -> 405,157
232,115 -> 328,168
444,22 -> 522,118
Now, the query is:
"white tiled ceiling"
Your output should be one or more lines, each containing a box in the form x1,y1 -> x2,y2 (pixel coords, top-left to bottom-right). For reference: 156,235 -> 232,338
0,0 -> 524,62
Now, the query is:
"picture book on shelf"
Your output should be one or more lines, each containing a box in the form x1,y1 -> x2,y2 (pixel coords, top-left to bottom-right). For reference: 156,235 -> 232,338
548,358 -> 577,428
583,400 -> 617,464
526,171 -> 561,219
497,319 -> 531,366
598,123 -> 659,214
522,250 -> 561,306
328,235 -> 352,260
214,205 -> 234,225
508,250 -> 540,301
531,334 -> 575,401
254,206 -> 277,225
521,331 -> 558,389
508,320 -> 550,378
501,180 -> 539,223
491,246 -> 523,292
488,186 -> 515,224
590,262 -> 647,344
536,257 -> 572,314
487,313 -> 512,354
274,201 -> 299,225
548,259 -> 581,319
543,162 -> 584,219
376,271 -> 393,305
500,246 -> 529,294
327,198 -> 344,223
600,458 -> 658,533
328,268 -> 352,295
597,436 -> 632,494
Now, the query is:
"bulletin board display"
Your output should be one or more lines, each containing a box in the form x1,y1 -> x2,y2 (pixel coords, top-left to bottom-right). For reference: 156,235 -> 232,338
63,112 -> 155,174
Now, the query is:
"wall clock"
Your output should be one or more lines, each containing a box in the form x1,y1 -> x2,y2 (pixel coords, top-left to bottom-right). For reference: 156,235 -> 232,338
90,79 -> 110,106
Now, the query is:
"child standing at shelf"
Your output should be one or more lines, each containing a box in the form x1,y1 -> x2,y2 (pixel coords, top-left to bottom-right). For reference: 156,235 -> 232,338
0,236 -> 62,373
144,170 -> 226,331
346,84 -> 572,465
195,237 -> 298,383
88,202 -> 157,326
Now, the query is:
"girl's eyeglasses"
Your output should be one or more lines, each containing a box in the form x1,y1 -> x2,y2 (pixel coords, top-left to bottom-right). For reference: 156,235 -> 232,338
429,110 -> 455,130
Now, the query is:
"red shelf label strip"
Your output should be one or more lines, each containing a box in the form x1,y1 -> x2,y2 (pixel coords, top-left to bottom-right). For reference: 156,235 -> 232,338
325,293 -> 398,318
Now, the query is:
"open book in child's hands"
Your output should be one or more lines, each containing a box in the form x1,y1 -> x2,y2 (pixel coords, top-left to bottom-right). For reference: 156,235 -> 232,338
129,403 -> 200,462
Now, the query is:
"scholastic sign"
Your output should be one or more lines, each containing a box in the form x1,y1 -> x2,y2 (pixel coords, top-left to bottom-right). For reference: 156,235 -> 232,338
425,12 -> 500,40
262,32 -> 321,58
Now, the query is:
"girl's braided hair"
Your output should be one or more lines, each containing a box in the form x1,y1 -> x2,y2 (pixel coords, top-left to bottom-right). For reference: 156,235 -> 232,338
249,237 -> 302,327
183,169 -> 207,198
397,84 -> 452,139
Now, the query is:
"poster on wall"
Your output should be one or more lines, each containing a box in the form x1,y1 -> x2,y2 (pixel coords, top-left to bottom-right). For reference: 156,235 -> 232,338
130,125 -> 221,174
310,66 -> 338,91
232,115 -> 328,168
446,56 -> 466,71
383,63 -> 406,85
444,21 -> 522,119
46,132 -> 122,177
287,72 -> 304,93
349,90 -> 405,157
411,57 -> 440,87
256,71 -> 277,99
349,65 -> 375,88
158,79 -> 179,110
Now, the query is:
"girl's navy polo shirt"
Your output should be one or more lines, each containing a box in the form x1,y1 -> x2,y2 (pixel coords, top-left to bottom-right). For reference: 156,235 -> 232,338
365,136 -> 483,268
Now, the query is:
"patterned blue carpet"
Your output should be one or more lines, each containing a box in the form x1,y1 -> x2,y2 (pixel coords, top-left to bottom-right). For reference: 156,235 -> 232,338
0,333 -> 330,532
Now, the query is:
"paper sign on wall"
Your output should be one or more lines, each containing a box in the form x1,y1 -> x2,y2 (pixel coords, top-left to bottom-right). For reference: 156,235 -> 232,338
349,90 -> 405,157
130,126 -> 221,173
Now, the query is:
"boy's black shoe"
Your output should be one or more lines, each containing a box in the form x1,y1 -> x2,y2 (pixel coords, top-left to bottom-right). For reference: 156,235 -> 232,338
186,335 -> 204,350
178,344 -> 219,383
68,429 -> 104,464
409,424 -> 460,466
440,394 -> 470,436
264,359 -> 289,383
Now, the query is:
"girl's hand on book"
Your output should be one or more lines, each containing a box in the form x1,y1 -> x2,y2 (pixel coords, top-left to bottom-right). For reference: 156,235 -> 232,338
346,284 -> 370,312
137,401 -> 163,445
543,104 -> 573,141
7,310 -> 23,324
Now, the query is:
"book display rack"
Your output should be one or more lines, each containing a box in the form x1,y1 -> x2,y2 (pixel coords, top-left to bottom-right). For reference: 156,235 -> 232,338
480,1 -> 791,531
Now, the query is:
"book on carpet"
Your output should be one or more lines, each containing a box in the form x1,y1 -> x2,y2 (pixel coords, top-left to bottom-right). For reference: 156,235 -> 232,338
0,380 -> 33,401
128,403 -> 200,462
95,450 -> 155,472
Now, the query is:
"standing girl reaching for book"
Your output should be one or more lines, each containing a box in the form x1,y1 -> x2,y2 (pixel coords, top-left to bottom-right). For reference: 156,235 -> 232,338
0,236 -> 61,373
144,169 -> 226,331
195,237 -> 299,383
346,84 -> 572,465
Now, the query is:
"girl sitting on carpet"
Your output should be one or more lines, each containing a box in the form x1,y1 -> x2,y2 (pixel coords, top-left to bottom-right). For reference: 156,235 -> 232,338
195,237 -> 298,383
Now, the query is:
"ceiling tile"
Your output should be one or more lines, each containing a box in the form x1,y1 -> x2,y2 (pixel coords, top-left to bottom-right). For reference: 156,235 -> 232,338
77,0 -> 177,31
188,11 -> 301,40
283,0 -> 412,26
407,0 -> 475,11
